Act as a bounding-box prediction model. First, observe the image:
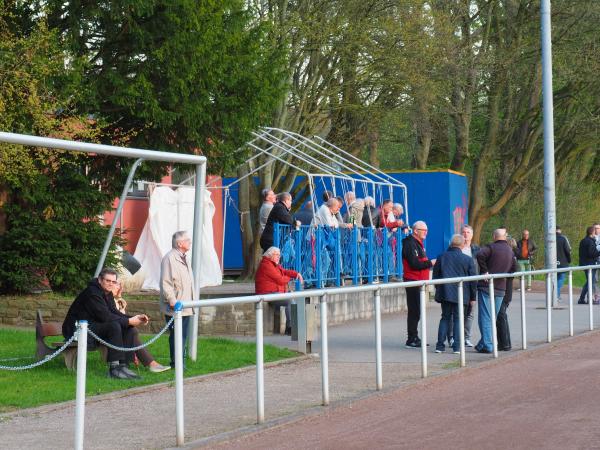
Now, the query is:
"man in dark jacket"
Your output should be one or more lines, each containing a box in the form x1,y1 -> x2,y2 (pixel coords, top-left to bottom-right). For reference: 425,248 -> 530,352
433,234 -> 477,353
63,268 -> 150,379
555,226 -> 571,301
578,225 -> 600,304
475,228 -> 518,353
402,221 -> 435,348
260,192 -> 295,251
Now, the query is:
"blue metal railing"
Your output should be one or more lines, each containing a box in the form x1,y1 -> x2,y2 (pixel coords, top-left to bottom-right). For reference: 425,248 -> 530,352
274,224 -> 404,288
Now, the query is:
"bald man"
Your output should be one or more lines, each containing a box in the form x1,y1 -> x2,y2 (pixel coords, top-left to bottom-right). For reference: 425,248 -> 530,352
474,228 -> 517,353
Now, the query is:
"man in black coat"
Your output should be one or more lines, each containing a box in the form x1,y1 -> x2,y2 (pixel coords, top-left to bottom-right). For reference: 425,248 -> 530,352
260,192 -> 295,251
555,226 -> 571,301
63,268 -> 150,379
578,225 -> 600,304
433,234 -> 477,353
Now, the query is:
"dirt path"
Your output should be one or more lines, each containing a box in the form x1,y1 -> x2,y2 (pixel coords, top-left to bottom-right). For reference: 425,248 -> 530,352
211,332 -> 600,450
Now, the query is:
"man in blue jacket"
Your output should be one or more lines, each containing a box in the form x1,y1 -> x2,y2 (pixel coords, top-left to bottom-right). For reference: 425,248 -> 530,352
433,234 -> 477,353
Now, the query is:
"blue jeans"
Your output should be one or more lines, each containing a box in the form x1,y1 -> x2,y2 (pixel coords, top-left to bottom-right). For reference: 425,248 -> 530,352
436,301 -> 460,351
166,315 -> 190,367
557,272 -> 566,298
579,269 -> 598,303
476,290 -> 504,352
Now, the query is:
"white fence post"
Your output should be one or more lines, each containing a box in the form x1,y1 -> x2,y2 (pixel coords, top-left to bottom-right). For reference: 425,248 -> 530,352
74,321 -> 88,450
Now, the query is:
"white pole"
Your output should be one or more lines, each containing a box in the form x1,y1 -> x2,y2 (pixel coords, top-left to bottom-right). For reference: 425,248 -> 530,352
255,301 -> 265,423
320,294 -> 329,406
568,271 -> 574,336
374,289 -> 382,390
520,276 -> 527,350
458,282 -> 466,367
490,279 -> 498,358
74,321 -> 88,450
588,268 -> 594,330
541,0 -> 558,308
419,285 -> 428,378
190,163 -> 207,361
546,274 -> 552,342
174,308 -> 185,447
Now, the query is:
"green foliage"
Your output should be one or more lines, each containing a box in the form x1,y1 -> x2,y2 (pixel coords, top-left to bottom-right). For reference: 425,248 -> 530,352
0,164 -> 120,293
0,9 -> 123,293
0,328 -> 296,412
45,0 -> 288,175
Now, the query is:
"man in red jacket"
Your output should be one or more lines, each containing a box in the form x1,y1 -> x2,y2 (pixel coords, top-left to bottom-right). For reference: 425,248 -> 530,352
401,221 -> 436,348
255,246 -> 304,335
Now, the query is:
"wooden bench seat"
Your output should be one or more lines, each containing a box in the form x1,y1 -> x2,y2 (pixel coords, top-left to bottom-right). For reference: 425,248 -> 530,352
36,310 -> 107,370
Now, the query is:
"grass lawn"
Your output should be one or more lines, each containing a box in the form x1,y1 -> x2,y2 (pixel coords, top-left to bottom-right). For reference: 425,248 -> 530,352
0,328 -> 297,413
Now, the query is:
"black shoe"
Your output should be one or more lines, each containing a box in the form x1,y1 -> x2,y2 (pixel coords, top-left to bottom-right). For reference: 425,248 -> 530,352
500,347 -> 511,351
406,338 -> 424,348
108,366 -> 134,380
284,327 -> 292,336
475,347 -> 492,354
578,299 -> 588,305
119,364 -> 141,379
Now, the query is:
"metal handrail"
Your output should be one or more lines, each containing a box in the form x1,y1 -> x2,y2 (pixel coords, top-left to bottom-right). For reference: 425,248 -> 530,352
171,263 -> 600,445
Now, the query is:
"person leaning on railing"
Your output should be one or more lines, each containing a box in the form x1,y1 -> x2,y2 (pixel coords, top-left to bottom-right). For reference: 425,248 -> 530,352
255,246 -> 304,335
260,192 -> 295,252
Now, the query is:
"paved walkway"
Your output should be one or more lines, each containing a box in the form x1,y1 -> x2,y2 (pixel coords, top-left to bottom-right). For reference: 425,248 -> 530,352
0,290 -> 597,449
213,331 -> 600,450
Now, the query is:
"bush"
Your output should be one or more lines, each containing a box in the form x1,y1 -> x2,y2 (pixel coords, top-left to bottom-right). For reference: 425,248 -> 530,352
0,164 -> 121,294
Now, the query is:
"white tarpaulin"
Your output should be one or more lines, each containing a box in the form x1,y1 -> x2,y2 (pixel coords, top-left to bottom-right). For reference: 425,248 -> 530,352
134,185 -> 222,290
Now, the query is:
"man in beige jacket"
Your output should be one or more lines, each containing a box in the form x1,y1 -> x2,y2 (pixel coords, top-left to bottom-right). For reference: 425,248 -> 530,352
160,230 -> 195,368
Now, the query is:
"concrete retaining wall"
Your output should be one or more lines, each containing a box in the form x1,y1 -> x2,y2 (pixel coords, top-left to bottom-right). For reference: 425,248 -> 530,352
0,286 -> 407,336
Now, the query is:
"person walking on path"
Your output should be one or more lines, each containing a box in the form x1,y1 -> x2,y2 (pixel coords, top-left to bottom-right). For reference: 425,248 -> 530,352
433,234 -> 477,354
401,221 -> 435,348
555,226 -> 571,301
160,231 -> 195,368
461,224 -> 480,347
577,225 -> 600,305
515,229 -> 536,291
475,228 -> 517,353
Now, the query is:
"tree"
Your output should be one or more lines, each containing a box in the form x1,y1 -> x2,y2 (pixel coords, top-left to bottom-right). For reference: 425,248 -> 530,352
45,0 -> 287,176
0,5 -> 120,292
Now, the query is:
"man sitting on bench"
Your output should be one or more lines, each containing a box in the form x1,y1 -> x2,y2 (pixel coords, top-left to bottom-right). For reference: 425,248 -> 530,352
62,268 -> 154,380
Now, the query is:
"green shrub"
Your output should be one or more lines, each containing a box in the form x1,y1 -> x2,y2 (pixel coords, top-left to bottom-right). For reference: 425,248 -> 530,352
0,164 -> 120,294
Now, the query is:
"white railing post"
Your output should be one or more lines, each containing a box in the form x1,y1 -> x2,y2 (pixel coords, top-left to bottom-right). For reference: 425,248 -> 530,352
74,321 -> 88,450
374,288 -> 382,390
174,306 -> 185,447
419,285 -> 428,378
546,274 -> 552,343
490,278 -> 498,358
588,268 -> 594,330
568,270 -> 573,336
520,275 -> 527,350
458,282 -> 466,367
320,293 -> 329,406
255,301 -> 265,424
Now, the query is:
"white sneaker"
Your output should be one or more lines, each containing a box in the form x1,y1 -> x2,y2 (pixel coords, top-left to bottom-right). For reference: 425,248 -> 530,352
465,339 -> 474,347
149,363 -> 171,373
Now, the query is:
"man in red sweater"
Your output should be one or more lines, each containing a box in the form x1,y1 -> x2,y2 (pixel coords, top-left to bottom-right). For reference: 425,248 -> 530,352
401,221 -> 436,348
